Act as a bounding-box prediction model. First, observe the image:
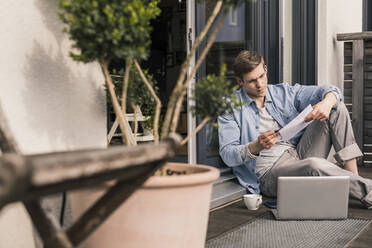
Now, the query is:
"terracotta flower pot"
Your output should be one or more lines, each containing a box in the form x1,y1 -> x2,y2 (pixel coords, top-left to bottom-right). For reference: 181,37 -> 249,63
70,162 -> 220,248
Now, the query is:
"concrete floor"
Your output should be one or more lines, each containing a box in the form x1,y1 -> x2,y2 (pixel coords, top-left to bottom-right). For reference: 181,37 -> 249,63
206,167 -> 372,248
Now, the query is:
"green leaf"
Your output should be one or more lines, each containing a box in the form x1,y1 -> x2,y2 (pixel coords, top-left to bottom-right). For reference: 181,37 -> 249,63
191,64 -> 245,119
58,0 -> 161,63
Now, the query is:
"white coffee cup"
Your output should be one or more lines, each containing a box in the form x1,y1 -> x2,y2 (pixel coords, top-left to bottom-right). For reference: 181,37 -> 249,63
243,194 -> 262,210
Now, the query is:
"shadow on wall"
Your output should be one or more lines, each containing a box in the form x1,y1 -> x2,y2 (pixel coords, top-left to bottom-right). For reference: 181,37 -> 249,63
20,0 -> 106,151
33,0 -> 65,43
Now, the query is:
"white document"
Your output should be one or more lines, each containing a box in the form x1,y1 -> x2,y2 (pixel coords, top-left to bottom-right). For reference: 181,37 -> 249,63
277,104 -> 313,142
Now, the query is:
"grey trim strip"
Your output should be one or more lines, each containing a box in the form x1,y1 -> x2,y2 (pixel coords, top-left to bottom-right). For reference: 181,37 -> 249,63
210,179 -> 246,209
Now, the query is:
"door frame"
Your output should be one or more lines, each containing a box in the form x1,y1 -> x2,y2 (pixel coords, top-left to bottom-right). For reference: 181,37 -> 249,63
186,0 -> 197,164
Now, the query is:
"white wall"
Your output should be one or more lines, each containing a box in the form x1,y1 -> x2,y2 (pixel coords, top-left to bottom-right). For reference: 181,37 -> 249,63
0,1 -> 107,247
317,0 -> 363,89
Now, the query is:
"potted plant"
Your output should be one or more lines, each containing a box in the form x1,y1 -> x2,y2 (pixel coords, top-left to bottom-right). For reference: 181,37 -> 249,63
109,67 -> 159,142
58,0 -> 244,247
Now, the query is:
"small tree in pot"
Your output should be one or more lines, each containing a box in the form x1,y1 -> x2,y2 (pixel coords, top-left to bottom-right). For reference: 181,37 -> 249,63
184,64 -> 240,145
58,0 -> 161,145
58,0 -> 245,247
58,0 -> 244,146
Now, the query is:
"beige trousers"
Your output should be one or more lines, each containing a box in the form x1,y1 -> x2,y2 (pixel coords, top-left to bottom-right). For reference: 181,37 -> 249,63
259,102 -> 372,208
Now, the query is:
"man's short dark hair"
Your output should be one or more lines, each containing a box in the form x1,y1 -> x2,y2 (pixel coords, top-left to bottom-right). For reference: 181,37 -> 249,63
233,50 -> 264,79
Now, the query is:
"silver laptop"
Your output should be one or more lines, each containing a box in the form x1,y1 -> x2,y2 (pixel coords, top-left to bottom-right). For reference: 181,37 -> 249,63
272,176 -> 350,220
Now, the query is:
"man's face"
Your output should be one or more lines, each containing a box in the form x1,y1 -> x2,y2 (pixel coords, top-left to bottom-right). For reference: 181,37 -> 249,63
237,62 -> 268,100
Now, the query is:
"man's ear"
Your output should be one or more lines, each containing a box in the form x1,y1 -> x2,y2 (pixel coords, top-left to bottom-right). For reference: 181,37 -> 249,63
264,64 -> 268,72
236,77 -> 243,86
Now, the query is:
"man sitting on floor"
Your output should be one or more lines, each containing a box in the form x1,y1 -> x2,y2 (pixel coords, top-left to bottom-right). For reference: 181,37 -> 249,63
218,50 -> 372,209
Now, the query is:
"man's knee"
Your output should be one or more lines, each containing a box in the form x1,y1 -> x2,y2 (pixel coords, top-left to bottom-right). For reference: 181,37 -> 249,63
327,102 -> 353,132
331,102 -> 349,118
303,157 -> 328,176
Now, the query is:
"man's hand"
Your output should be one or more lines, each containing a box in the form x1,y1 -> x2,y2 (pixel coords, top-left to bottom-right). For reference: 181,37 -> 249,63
305,92 -> 338,122
249,130 -> 278,155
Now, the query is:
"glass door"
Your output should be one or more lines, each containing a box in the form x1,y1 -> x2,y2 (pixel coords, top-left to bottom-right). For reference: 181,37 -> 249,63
196,0 -> 250,169
194,0 -> 281,208
196,0 -> 280,168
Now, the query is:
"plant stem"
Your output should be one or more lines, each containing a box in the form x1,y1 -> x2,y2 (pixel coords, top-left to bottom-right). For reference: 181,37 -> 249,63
121,57 -> 132,114
0,103 -> 21,153
132,104 -> 139,145
181,116 -> 211,146
133,59 -> 161,144
100,60 -> 135,146
170,8 -> 228,133
161,0 -> 224,138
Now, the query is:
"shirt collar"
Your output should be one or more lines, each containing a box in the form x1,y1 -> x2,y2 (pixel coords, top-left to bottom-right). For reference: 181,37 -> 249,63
265,87 -> 273,103
239,86 -> 273,106
240,88 -> 254,105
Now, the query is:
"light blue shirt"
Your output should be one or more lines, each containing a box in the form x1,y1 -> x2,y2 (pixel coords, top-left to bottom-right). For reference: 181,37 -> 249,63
218,83 -> 342,194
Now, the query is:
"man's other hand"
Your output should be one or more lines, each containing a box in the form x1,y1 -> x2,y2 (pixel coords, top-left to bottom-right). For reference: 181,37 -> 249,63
305,92 -> 338,122
250,130 -> 278,155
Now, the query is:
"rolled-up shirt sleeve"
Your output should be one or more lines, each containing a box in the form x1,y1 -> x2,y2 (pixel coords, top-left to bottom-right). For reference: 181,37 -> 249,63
292,83 -> 343,112
240,143 -> 258,161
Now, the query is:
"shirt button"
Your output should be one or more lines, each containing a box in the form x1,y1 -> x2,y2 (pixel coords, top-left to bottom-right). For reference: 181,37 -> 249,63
256,126 -> 259,129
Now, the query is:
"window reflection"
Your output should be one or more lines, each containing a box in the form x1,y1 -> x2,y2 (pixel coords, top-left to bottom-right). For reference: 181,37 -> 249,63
203,1 -> 254,160
206,1 -> 248,77
206,41 -> 245,77
206,119 -> 220,157
198,0 -> 257,165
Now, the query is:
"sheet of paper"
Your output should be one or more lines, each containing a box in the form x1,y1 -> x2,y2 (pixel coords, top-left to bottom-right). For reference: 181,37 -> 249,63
277,104 -> 313,142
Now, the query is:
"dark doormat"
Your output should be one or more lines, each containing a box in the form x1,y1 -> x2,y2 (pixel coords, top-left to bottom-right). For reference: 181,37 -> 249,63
205,212 -> 371,248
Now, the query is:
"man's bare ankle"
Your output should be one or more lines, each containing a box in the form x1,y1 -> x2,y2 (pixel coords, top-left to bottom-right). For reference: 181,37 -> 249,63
345,167 -> 359,175
344,160 -> 359,175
